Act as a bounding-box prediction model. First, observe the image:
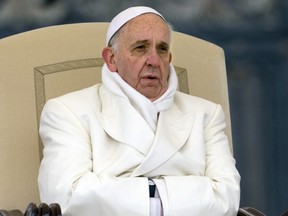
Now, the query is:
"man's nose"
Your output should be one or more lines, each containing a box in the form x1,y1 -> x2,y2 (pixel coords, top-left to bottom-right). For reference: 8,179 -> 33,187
146,49 -> 160,67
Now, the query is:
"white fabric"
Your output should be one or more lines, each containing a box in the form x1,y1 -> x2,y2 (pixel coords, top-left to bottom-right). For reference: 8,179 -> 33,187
102,63 -> 178,132
38,84 -> 241,216
150,198 -> 162,216
153,179 -> 168,216
149,179 -> 162,216
106,6 -> 164,45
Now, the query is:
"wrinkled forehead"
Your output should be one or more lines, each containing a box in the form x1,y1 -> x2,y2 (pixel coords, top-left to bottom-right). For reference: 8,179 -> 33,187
106,6 -> 165,46
124,13 -> 166,28
118,13 -> 170,42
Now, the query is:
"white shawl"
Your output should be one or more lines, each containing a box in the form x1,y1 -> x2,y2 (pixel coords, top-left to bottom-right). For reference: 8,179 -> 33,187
101,63 -> 178,132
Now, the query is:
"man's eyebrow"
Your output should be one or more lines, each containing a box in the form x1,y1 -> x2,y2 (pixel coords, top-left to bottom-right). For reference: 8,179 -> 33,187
158,41 -> 169,47
131,40 -> 149,47
131,40 -> 170,48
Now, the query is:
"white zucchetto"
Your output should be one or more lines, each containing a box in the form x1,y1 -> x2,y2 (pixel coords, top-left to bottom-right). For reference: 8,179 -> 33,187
106,6 -> 164,46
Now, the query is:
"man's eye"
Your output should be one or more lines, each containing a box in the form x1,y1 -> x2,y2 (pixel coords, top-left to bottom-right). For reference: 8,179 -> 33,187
136,45 -> 146,50
158,45 -> 168,52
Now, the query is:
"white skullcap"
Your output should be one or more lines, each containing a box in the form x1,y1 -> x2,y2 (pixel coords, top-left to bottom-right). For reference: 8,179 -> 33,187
106,6 -> 164,46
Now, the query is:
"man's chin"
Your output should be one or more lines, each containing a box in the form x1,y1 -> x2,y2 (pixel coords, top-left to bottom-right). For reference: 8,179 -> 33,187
139,87 -> 165,101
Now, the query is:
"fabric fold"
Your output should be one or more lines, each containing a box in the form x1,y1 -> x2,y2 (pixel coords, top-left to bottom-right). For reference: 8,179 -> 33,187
102,63 -> 178,132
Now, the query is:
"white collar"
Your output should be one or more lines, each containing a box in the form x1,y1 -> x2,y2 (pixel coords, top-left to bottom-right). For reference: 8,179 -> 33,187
101,63 -> 178,132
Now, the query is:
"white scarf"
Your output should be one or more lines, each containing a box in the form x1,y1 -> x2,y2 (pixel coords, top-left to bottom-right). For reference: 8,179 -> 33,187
101,63 -> 178,132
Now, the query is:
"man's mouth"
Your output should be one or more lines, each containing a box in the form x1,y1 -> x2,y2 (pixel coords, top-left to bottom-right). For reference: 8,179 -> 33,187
144,75 -> 158,80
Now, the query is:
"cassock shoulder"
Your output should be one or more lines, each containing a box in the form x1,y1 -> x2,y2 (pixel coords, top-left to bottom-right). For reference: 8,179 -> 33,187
174,91 -> 218,114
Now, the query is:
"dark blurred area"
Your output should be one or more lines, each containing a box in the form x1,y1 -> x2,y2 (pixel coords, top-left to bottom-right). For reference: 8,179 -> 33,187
1,0 -> 287,215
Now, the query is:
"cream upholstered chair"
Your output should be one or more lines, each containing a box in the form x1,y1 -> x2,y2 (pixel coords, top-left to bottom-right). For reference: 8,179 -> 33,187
0,23 -> 108,212
0,22 -> 261,215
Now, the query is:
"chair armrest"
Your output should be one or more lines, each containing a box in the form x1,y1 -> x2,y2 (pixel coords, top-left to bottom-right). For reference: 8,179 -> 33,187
0,210 -> 23,216
24,203 -> 62,216
0,202 -> 62,216
238,207 -> 265,216
48,203 -> 62,216
281,209 -> 288,216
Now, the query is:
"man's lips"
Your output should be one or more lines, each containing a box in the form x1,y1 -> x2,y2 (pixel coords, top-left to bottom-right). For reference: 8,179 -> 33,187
140,75 -> 159,85
142,74 -> 159,79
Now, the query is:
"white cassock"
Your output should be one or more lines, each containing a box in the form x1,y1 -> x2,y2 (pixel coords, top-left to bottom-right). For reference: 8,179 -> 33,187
38,64 -> 240,216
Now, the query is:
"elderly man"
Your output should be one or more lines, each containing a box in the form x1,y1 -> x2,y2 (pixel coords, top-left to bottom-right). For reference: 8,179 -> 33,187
38,6 -> 240,216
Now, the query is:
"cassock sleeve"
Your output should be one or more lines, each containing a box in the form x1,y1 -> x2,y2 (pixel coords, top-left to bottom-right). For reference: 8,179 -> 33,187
154,105 -> 240,216
38,99 -> 150,216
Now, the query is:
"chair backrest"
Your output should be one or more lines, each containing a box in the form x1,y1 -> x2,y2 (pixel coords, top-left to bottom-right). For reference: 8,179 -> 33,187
0,22 -> 232,211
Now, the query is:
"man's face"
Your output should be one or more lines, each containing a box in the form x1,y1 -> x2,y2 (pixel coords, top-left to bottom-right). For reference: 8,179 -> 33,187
110,14 -> 172,101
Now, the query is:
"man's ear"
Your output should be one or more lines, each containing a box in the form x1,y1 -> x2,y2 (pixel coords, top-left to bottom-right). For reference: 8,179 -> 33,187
102,47 -> 117,72
169,52 -> 172,63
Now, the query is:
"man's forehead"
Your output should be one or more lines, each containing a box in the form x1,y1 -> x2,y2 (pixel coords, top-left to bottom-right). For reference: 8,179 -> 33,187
123,15 -> 170,40
125,13 -> 166,27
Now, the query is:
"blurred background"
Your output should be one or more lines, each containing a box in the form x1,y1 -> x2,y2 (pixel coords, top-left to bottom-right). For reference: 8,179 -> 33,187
1,0 -> 287,215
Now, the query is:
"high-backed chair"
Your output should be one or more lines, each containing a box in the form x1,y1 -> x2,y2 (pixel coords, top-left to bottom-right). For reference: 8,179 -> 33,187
0,22 -> 263,215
